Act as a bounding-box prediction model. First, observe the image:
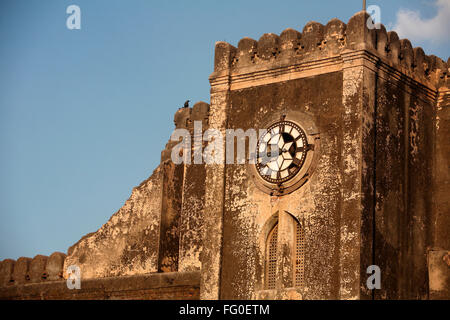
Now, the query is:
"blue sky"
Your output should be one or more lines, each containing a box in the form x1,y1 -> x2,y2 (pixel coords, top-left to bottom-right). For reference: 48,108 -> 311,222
0,0 -> 448,260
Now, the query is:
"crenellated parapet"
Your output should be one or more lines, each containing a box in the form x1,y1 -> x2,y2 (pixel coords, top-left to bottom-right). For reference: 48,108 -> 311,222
0,259 -> 15,287
162,102 -> 210,163
0,252 -> 66,287
173,102 -> 210,131
212,11 -> 448,91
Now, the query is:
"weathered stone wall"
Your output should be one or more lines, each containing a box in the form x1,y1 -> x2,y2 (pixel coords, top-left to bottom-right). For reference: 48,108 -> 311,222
220,73 -> 343,299
157,161 -> 184,272
200,91 -> 229,300
372,69 -> 406,299
1,10 -> 448,301
343,61 -> 375,301
373,65 -> 437,299
62,101 -> 210,278
428,249 -> 450,300
0,272 -> 200,300
179,102 -> 209,272
432,84 -> 450,251
428,70 -> 450,300
206,10 -> 449,300
63,167 -> 163,279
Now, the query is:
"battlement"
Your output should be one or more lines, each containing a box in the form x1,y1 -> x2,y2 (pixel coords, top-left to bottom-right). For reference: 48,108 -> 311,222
0,252 -> 66,287
173,101 -> 210,130
161,101 -> 210,162
213,11 -> 448,90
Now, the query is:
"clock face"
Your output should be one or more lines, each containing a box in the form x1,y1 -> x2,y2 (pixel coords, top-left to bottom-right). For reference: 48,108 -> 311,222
256,120 -> 308,184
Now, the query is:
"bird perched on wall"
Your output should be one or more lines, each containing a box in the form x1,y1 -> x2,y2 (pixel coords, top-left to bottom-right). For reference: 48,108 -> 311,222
183,100 -> 190,108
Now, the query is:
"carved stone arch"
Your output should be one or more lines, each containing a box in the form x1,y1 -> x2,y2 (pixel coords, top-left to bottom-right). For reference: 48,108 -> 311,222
284,210 -> 301,224
265,223 -> 279,290
284,211 -> 306,288
257,211 -> 279,290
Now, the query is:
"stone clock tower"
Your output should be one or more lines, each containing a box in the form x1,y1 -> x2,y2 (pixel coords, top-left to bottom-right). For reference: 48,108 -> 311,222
201,11 -> 449,300
1,11 -> 448,300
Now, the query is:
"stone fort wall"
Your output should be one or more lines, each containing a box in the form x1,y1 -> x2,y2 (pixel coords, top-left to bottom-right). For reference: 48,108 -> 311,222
0,11 -> 448,300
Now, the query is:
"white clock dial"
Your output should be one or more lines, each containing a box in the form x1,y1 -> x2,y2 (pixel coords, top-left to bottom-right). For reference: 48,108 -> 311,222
256,120 -> 309,184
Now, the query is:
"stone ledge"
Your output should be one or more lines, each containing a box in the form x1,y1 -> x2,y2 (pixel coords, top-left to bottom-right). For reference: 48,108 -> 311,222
0,271 -> 200,300
211,49 -> 440,104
